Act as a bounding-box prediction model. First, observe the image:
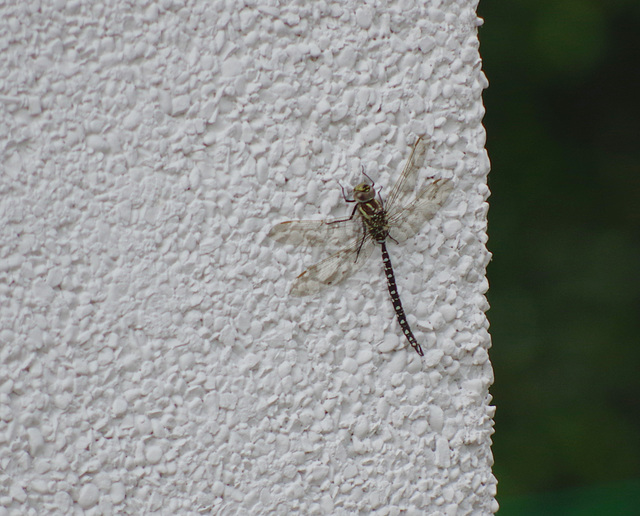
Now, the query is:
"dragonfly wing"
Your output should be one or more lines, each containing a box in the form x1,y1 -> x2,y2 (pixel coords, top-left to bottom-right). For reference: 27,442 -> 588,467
269,218 -> 361,248
290,237 -> 376,296
388,178 -> 453,243
384,136 -> 429,213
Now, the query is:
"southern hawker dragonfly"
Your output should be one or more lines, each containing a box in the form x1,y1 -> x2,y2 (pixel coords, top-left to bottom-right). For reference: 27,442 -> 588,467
268,137 -> 454,356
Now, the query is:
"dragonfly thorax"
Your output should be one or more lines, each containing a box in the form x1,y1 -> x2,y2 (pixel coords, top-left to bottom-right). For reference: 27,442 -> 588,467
357,196 -> 389,243
353,182 -> 389,241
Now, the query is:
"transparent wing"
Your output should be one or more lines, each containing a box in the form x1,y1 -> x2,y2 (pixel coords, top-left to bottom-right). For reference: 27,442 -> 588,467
290,236 -> 376,296
268,216 -> 361,249
388,178 -> 454,243
384,136 -> 429,214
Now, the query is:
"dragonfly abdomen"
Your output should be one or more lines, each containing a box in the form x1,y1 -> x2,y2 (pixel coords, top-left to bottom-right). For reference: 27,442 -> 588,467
380,242 -> 424,356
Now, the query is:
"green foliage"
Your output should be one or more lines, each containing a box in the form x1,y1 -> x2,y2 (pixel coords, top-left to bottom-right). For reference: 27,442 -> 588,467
478,0 -> 640,506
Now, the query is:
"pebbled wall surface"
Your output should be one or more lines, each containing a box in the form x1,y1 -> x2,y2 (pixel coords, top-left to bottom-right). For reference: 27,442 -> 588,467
0,0 -> 496,514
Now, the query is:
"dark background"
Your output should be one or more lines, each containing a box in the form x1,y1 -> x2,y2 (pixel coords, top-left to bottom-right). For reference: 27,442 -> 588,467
477,0 -> 640,513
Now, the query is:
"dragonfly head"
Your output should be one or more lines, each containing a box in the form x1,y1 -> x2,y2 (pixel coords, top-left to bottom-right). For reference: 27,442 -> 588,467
353,182 -> 376,203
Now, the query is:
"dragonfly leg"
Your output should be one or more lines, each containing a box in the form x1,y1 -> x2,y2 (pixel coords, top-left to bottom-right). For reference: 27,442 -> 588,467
354,229 -> 368,262
340,183 -> 356,203
360,167 -> 376,188
326,203 -> 358,225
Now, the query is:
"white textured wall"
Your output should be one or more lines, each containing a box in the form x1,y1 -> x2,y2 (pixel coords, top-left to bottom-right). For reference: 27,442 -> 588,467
0,0 -> 495,514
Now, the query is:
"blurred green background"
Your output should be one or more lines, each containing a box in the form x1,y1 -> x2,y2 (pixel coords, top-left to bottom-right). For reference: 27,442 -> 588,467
477,0 -> 640,513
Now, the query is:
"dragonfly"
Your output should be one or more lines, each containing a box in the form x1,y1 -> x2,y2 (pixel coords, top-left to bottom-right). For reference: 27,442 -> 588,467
268,137 -> 454,356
